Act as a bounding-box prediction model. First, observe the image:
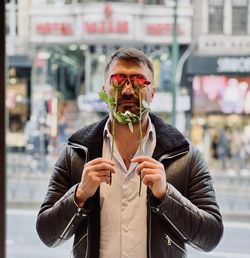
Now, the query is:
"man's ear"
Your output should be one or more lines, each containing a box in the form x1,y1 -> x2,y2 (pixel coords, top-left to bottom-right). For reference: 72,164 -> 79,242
151,85 -> 156,98
102,85 -> 106,92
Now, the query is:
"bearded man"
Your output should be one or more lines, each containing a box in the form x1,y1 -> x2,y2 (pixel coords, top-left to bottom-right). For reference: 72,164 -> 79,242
36,48 -> 223,258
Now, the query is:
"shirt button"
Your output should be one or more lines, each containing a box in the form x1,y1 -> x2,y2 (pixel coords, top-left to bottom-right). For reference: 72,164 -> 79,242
123,200 -> 128,207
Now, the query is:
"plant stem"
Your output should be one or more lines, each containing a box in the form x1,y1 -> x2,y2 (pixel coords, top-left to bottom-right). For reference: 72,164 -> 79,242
110,88 -> 118,185
138,88 -> 143,196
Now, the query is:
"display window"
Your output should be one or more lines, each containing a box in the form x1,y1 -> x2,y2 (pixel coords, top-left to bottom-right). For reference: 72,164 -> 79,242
193,75 -> 250,114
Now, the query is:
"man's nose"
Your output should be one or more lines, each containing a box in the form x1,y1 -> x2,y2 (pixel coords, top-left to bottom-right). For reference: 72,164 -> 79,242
121,80 -> 135,95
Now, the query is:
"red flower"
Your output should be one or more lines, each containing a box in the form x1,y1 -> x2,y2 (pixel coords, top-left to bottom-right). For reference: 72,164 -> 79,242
110,74 -> 151,89
132,76 -> 151,89
110,74 -> 126,88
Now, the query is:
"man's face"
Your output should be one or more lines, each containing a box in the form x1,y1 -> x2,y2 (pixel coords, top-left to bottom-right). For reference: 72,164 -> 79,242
104,59 -> 155,115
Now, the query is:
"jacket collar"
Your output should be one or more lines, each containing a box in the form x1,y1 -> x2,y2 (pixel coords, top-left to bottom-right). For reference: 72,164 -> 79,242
149,113 -> 189,159
68,113 -> 189,161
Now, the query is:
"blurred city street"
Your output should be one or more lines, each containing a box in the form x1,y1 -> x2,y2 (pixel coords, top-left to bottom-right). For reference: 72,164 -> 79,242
4,0 -> 250,257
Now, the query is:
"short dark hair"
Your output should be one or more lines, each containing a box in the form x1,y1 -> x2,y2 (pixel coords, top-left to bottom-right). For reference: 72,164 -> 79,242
104,47 -> 154,76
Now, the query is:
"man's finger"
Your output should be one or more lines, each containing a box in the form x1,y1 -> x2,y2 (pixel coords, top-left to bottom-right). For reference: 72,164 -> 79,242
88,163 -> 115,173
92,170 -> 113,177
138,168 -> 159,176
86,157 -> 115,166
131,156 -> 158,164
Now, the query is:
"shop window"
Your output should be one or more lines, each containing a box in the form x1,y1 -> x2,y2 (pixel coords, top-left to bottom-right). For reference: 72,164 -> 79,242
5,0 -> 18,36
76,0 -> 138,3
5,7 -> 9,35
145,0 -> 165,4
7,74 -> 30,151
208,0 -> 224,34
232,0 -> 248,35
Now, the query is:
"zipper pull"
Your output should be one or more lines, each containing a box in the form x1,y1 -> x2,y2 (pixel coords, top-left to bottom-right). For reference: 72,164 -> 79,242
165,234 -> 171,246
76,207 -> 82,216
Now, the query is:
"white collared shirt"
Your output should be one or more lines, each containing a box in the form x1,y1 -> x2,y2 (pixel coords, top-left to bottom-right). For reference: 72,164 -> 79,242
99,117 -> 156,258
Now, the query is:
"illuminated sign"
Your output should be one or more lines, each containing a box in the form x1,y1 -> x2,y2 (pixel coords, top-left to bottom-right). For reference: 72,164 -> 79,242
30,3 -> 192,42
146,23 -> 184,36
193,75 -> 250,114
84,21 -> 128,34
35,22 -> 73,35
83,3 -> 129,34
217,57 -> 250,73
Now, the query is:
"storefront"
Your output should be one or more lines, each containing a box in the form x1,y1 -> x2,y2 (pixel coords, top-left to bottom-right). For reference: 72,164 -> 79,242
6,55 -> 31,151
30,2 -> 192,92
27,2 -> 192,143
187,56 -> 250,166
29,2 -> 193,133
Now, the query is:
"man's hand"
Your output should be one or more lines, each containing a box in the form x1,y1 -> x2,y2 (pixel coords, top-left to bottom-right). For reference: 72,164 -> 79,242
75,158 -> 115,207
132,156 -> 167,201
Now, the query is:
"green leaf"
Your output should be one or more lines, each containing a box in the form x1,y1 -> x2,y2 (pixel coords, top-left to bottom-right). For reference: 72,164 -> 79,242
142,100 -> 150,109
98,91 -> 109,103
99,91 -> 116,109
113,112 -> 123,123
113,79 -> 118,87
128,122 -> 134,133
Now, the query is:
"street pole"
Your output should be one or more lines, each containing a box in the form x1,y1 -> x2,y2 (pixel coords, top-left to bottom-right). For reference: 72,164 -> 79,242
171,0 -> 179,127
0,1 -> 5,258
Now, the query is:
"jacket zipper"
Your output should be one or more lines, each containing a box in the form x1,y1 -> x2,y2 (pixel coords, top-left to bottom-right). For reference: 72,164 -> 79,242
59,207 -> 83,239
67,142 -> 89,163
161,212 -> 188,241
61,142 -> 90,257
155,150 -> 189,242
164,234 -> 187,254
158,150 -> 189,163
146,150 -> 188,256
71,232 -> 88,255
59,141 -> 89,240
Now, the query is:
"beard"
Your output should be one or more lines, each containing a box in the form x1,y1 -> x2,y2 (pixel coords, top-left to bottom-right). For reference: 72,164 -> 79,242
116,95 -> 140,115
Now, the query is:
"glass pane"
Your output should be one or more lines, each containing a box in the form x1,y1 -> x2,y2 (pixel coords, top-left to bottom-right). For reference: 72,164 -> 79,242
5,1 -> 250,258
208,0 -> 224,34
232,6 -> 248,34
5,1 -> 74,257
232,0 -> 247,6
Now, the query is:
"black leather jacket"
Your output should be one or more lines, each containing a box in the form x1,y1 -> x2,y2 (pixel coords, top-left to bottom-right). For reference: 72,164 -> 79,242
36,113 -> 223,258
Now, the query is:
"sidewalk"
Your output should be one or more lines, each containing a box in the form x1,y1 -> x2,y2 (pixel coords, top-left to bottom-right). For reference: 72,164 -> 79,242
210,166 -> 250,222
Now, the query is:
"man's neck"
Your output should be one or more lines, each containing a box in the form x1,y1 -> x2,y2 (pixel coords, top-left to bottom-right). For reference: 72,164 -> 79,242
108,115 -> 149,169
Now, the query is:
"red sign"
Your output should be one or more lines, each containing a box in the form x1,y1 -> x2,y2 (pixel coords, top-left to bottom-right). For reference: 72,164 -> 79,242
36,22 -> 73,35
83,3 -> 128,34
104,3 -> 113,18
146,23 -> 184,36
84,21 -> 129,34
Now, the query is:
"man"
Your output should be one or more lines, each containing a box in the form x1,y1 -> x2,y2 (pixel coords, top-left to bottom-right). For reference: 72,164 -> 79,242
36,48 -> 223,258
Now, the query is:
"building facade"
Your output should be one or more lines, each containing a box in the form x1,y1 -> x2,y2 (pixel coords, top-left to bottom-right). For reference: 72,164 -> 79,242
28,0 -> 193,132
6,0 -> 32,150
188,0 -> 250,163
6,0 -> 194,149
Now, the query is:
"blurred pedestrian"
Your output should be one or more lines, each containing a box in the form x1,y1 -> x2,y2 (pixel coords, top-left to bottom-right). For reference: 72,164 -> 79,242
36,48 -> 223,258
230,129 -> 244,173
217,127 -> 230,170
212,133 -> 219,159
